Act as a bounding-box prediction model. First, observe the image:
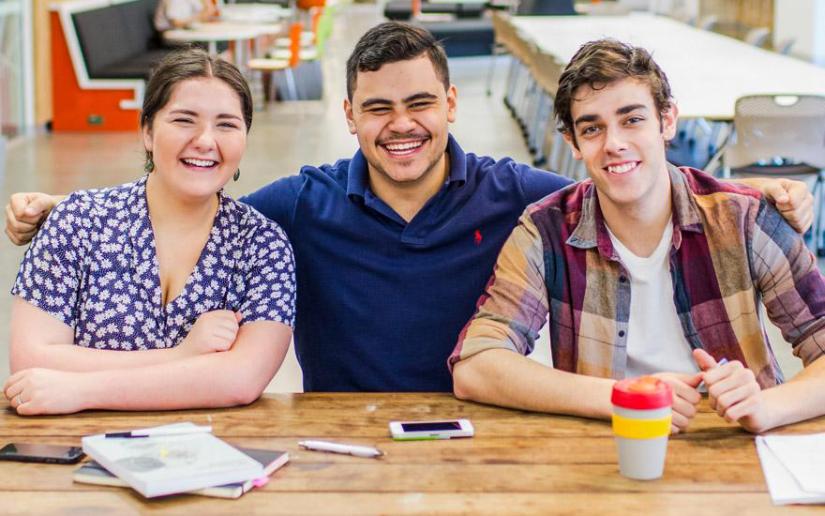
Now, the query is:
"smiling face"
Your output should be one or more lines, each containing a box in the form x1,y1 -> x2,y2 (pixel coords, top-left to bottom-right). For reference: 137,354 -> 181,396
142,77 -> 246,203
344,55 -> 457,193
564,77 -> 678,215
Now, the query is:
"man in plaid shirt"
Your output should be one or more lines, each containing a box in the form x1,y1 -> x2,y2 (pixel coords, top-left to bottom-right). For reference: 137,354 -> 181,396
450,39 -> 825,434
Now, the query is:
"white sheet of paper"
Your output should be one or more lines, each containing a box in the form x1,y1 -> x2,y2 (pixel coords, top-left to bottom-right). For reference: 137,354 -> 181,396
762,433 -> 825,493
756,436 -> 825,505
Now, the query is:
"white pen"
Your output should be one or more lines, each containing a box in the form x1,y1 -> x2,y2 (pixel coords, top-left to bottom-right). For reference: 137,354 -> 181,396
299,440 -> 384,458
698,357 -> 729,391
105,425 -> 213,439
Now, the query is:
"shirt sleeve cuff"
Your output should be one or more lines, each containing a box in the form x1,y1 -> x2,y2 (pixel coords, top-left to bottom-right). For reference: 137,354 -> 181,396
448,336 -> 521,373
793,334 -> 825,367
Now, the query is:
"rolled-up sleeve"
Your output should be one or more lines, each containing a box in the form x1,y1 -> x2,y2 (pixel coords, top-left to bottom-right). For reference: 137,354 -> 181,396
448,212 -> 549,371
750,200 -> 825,366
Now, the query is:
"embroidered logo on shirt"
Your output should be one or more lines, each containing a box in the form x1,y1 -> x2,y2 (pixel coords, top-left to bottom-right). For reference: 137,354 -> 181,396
474,229 -> 483,246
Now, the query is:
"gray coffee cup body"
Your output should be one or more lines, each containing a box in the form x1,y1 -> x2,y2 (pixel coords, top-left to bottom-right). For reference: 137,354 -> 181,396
613,405 -> 671,480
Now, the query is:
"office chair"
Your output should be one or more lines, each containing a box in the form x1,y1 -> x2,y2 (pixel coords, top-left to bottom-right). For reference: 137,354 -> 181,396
745,27 -> 770,48
723,95 -> 825,254
776,38 -> 795,55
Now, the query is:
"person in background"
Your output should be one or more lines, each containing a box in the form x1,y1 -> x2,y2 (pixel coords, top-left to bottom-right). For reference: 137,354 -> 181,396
450,39 -> 825,435
154,0 -> 218,32
4,23 -> 813,394
3,48 -> 295,415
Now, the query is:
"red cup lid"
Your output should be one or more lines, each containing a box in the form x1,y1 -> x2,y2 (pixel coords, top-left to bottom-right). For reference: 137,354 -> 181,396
611,376 -> 672,410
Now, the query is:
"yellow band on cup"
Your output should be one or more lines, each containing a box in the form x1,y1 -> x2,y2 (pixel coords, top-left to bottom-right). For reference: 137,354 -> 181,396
612,413 -> 671,439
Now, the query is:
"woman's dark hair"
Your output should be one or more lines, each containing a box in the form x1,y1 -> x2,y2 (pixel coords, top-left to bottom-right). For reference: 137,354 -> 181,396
346,22 -> 450,100
554,39 -> 673,148
141,47 -> 253,161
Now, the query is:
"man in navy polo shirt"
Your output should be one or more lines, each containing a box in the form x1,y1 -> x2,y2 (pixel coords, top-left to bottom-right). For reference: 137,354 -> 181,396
5,22 -> 812,392
239,23 -> 571,391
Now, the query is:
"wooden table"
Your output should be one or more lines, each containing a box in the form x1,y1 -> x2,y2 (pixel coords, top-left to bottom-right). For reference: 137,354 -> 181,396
218,4 -> 292,23
1,393 -> 823,514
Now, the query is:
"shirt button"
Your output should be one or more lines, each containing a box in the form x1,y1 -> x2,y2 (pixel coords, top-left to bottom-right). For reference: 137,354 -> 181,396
618,330 -> 626,337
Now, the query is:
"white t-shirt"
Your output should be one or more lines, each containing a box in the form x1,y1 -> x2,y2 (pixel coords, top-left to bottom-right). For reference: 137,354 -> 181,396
154,0 -> 205,32
606,220 -> 700,378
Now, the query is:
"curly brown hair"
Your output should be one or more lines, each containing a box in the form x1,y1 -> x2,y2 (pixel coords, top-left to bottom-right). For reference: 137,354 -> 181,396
554,39 -> 673,148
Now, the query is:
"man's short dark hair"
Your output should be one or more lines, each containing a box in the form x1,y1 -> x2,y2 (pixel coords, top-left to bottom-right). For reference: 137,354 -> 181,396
346,22 -> 450,100
554,39 -> 673,147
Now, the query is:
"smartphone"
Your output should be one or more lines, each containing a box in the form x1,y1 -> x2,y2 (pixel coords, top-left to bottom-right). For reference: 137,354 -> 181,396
389,419 -> 474,440
0,443 -> 85,464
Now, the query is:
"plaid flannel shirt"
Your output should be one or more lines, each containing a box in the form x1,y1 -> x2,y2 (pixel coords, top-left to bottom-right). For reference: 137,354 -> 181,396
449,165 -> 825,387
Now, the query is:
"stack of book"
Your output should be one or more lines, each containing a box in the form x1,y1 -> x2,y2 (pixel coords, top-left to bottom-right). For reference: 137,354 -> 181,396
76,422 -> 288,499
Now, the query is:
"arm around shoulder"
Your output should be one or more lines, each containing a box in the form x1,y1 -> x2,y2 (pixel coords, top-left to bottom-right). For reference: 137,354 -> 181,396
517,162 -> 574,204
9,192 -> 197,373
729,176 -> 813,233
5,193 -> 65,246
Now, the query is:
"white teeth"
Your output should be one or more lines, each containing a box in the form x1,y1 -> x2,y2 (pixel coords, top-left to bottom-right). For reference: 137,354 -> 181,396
182,158 -> 217,167
607,162 -> 637,174
384,141 -> 424,152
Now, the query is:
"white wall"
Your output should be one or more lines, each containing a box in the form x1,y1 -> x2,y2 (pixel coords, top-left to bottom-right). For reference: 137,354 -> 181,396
774,0 -> 825,65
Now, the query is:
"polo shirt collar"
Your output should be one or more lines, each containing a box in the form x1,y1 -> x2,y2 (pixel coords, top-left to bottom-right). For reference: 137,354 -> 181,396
566,163 -> 704,258
346,134 -> 468,200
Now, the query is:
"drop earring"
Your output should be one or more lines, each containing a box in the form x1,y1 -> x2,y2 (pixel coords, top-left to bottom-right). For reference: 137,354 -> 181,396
144,153 -> 154,173
233,169 -> 241,182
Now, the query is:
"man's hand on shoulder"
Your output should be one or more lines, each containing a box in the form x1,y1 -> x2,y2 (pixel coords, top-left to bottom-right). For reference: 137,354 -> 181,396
4,193 -> 58,246
737,177 -> 814,233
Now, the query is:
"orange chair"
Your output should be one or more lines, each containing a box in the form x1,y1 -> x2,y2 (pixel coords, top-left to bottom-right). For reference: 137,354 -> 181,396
297,0 -> 325,10
248,22 -> 303,101
270,8 -> 323,61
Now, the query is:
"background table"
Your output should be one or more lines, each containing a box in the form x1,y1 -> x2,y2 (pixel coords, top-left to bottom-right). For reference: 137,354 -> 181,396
219,4 -> 292,23
1,393 -> 823,514
163,21 -> 283,71
510,12 -> 825,121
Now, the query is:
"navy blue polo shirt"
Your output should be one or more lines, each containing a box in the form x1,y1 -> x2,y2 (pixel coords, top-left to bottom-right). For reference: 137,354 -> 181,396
241,135 -> 571,392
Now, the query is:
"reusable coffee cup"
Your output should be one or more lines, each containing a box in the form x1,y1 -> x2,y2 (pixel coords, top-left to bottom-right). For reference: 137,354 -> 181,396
611,376 -> 673,480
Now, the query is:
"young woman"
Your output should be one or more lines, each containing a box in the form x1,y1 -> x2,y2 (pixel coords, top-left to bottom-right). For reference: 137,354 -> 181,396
3,48 -> 295,415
